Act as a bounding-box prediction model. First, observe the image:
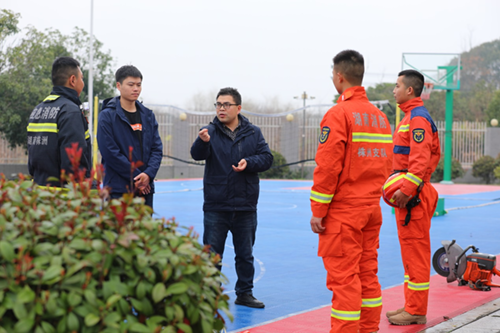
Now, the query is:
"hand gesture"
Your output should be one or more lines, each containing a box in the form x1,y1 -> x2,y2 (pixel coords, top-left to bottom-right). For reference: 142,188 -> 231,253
199,128 -> 210,142
232,159 -> 247,172
393,189 -> 411,208
134,172 -> 150,191
310,216 -> 325,234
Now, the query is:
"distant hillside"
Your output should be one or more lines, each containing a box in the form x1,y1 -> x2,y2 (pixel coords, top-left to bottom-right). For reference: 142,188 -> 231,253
459,39 -> 500,91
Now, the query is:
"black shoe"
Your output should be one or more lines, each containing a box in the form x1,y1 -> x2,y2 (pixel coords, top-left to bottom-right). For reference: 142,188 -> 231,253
235,293 -> 265,308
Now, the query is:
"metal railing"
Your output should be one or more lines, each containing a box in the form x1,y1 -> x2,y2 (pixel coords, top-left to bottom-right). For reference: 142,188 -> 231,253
1,106 -> 488,170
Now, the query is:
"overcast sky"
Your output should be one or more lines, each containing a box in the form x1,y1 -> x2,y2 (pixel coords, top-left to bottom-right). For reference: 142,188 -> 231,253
3,0 -> 500,109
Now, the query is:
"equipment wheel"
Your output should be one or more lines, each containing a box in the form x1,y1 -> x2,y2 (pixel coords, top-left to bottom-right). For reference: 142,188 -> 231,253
432,247 -> 450,277
475,280 -> 483,290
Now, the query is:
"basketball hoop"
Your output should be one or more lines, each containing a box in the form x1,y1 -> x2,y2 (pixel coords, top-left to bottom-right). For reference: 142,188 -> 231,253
421,82 -> 434,100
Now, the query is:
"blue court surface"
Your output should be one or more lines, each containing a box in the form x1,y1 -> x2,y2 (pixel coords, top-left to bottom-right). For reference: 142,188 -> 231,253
153,179 -> 500,332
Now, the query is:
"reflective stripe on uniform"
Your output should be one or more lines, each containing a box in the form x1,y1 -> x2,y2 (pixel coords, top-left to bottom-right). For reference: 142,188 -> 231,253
404,172 -> 422,186
37,185 -> 69,193
37,185 -> 99,196
85,130 -> 90,140
361,297 -> 382,308
404,275 -> 409,283
43,94 -> 60,102
310,190 -> 334,204
398,124 -> 410,132
352,132 -> 393,143
27,123 -> 58,133
331,308 -> 361,321
408,281 -> 430,291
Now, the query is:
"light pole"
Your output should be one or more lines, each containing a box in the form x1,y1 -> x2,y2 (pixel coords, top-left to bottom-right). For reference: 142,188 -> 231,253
294,91 -> 315,178
88,0 -> 94,140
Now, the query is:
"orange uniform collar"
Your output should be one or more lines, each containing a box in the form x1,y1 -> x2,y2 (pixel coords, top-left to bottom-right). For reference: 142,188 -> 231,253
336,86 -> 366,103
399,97 -> 424,113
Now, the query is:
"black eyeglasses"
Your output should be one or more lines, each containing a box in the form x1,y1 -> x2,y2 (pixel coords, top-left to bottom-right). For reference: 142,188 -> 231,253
214,102 -> 238,109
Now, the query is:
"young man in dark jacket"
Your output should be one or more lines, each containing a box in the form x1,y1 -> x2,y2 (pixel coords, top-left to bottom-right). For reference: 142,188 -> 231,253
27,56 -> 91,187
190,87 -> 273,308
97,65 -> 163,208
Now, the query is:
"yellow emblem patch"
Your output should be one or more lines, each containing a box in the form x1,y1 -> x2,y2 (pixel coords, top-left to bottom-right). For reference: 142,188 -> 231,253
319,126 -> 330,144
413,128 -> 425,143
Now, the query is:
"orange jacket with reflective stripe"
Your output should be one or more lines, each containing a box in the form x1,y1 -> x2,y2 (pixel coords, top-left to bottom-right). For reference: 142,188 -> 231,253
310,86 -> 393,217
393,97 -> 441,197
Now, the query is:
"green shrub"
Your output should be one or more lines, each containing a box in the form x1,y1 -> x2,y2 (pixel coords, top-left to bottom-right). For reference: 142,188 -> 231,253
0,172 -> 231,333
260,150 -> 303,179
431,156 -> 465,182
472,155 -> 497,184
494,165 -> 500,180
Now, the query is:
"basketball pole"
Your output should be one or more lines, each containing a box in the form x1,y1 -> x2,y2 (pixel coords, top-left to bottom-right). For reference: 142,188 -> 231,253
441,66 -> 455,184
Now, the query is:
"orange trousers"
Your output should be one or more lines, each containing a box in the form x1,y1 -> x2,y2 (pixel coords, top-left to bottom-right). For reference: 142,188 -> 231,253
395,182 -> 438,315
319,205 -> 383,333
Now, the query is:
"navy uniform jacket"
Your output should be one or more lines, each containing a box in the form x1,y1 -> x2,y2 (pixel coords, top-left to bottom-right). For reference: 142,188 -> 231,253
27,86 -> 91,186
97,97 -> 163,195
190,115 -> 273,212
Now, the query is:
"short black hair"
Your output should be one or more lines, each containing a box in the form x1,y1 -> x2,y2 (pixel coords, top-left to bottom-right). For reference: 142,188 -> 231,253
398,69 -> 425,97
115,65 -> 143,84
333,50 -> 364,85
216,87 -> 241,105
52,57 -> 80,86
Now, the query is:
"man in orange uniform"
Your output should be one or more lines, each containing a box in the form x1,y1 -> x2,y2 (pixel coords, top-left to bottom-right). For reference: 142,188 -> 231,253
310,50 -> 393,333
386,69 -> 441,326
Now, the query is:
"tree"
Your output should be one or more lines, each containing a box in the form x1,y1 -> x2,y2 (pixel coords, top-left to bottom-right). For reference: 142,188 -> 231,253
459,39 -> 500,91
485,89 -> 500,124
64,27 -> 115,103
0,10 -> 115,149
365,83 -> 397,125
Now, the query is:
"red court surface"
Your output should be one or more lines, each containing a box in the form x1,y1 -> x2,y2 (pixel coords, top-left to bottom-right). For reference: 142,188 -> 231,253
240,256 -> 500,333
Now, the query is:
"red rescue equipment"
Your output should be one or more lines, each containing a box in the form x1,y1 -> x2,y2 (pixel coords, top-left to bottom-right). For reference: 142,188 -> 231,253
382,172 -> 417,207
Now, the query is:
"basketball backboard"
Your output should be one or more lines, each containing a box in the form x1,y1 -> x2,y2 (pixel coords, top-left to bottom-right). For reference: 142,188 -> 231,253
402,53 -> 461,90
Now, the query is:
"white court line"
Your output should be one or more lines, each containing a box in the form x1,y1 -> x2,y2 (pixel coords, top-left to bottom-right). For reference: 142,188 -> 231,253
223,245 -> 266,295
155,187 -> 203,194
447,200 -> 500,212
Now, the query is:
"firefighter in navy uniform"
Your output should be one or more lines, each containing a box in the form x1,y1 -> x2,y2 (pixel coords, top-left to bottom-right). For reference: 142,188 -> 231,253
27,57 -> 91,187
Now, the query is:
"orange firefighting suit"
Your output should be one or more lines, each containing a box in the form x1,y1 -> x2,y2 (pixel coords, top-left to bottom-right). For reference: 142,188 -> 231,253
393,97 -> 440,316
311,86 -> 393,333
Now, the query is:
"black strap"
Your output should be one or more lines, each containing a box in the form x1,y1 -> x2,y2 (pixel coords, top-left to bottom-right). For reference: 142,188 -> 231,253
403,183 -> 424,226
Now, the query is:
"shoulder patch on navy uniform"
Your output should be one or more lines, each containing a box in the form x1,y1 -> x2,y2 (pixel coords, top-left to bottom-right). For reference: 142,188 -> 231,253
319,126 -> 330,144
413,128 -> 425,143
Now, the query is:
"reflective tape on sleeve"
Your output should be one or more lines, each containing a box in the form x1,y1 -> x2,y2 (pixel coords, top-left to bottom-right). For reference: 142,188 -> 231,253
27,123 -> 58,134
352,132 -> 393,143
404,172 -> 422,186
404,275 -> 409,283
85,130 -> 90,140
398,124 -> 410,132
310,190 -> 334,204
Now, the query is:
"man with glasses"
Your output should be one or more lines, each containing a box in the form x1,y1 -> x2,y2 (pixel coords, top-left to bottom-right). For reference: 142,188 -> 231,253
190,87 -> 273,308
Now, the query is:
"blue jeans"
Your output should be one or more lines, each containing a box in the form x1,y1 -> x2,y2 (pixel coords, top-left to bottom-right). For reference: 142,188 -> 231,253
203,211 -> 257,296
